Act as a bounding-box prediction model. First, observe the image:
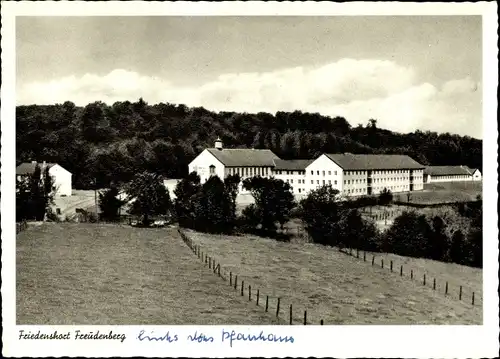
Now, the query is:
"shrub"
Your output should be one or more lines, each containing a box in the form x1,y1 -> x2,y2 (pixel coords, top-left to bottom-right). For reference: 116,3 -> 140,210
378,188 -> 393,206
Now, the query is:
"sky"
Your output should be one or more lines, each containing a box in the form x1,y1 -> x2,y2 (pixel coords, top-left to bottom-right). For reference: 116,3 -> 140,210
16,16 -> 483,138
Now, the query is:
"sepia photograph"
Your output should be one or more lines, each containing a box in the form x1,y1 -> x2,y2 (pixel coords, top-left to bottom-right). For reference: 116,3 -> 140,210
2,1 -> 498,358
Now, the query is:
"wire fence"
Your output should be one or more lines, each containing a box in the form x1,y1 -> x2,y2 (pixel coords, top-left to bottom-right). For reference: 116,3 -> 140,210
177,228 -> 325,325
338,246 -> 481,306
16,221 -> 28,234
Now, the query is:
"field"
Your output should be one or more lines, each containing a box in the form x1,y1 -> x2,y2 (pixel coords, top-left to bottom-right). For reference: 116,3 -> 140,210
393,181 -> 482,205
185,229 -> 482,325
16,223 -> 282,325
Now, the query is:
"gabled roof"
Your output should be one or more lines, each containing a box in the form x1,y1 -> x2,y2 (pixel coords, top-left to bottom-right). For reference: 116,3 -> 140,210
323,153 -> 425,170
424,166 -> 474,176
16,162 -> 56,175
273,159 -> 313,171
206,148 -> 280,167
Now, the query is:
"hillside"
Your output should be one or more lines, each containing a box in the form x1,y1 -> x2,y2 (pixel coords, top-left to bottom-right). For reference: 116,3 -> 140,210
184,229 -> 482,324
16,100 -> 482,190
16,223 -> 283,325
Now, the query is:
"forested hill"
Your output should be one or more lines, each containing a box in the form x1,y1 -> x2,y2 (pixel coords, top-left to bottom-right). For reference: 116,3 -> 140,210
16,99 -> 482,190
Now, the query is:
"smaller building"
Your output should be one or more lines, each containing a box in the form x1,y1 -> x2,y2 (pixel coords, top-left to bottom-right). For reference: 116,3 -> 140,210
424,165 -> 480,183
470,168 -> 482,181
16,161 -> 72,197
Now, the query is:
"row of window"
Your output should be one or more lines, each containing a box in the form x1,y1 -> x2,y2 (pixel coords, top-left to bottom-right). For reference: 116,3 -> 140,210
285,179 -> 306,184
435,175 -> 471,180
226,166 -> 271,177
311,179 -> 338,185
275,170 -> 306,175
310,170 -> 338,176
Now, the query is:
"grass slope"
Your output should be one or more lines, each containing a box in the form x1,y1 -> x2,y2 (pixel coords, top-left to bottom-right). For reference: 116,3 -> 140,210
16,223 -> 283,325
185,230 -> 482,325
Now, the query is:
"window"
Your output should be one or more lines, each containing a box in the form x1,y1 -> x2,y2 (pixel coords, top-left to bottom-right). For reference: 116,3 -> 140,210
311,170 -> 313,175
322,180 -> 325,185
311,180 -> 314,184
209,165 -> 216,175
291,179 -> 294,184
317,180 -> 320,184
328,180 -> 331,184
328,171 -> 331,175
298,189 -> 301,193
334,171 -> 337,175
322,171 -> 325,176
317,171 -> 320,175
344,180 -> 347,184
334,180 -> 337,185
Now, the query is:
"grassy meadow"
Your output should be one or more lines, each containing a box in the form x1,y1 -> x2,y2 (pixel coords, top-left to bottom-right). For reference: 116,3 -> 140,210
16,223 -> 283,325
185,229 -> 482,325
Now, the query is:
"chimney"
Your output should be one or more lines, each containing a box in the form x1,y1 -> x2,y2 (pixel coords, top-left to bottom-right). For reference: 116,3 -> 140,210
215,137 -> 223,150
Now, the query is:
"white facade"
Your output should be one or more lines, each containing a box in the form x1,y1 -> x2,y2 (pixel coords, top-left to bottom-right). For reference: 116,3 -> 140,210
425,174 -> 472,183
188,149 -> 275,194
304,155 -> 424,197
305,154 -> 344,193
273,169 -> 307,194
472,170 -> 482,181
48,164 -> 72,197
188,149 -> 226,184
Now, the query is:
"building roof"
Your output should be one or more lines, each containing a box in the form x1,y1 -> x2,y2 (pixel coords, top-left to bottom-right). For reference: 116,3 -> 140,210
206,148 -> 280,167
273,159 -> 313,171
324,153 -> 425,170
424,165 -> 474,176
16,162 -> 56,175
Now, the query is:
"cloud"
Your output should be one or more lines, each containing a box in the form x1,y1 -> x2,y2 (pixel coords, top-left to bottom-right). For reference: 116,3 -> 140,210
17,59 -> 482,138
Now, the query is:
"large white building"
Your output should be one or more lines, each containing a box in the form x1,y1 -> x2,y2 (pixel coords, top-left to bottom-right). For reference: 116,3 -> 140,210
305,153 -> 424,197
424,166 -> 482,183
188,139 -> 425,198
16,161 -> 72,197
188,138 -> 280,194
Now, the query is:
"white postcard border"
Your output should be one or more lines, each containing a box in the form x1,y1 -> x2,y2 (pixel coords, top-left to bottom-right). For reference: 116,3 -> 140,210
1,2 -> 498,358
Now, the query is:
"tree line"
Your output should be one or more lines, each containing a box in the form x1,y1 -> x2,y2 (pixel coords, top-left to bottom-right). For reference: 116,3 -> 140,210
16,99 -> 482,189
97,171 -> 481,268
17,167 -> 481,268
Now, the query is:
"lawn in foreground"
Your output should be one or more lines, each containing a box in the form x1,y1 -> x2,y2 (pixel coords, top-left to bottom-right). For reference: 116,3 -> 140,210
16,223 -> 283,325
185,230 -> 482,325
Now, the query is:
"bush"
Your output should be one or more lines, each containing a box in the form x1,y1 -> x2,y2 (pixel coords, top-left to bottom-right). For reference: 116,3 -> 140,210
242,177 -> 295,235
378,188 -> 393,206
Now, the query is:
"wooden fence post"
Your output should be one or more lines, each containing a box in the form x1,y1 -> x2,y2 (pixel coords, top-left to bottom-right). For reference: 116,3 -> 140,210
363,252 -> 366,261
289,304 -> 293,325
410,269 -> 413,280
433,278 -> 436,290
249,285 -> 252,301
276,298 -> 280,317
459,286 -> 462,300
372,256 -> 375,266
472,292 -> 475,305
241,281 -> 244,296
390,261 -> 393,272
400,265 -> 403,276
234,275 -> 238,290
445,281 -> 448,295
256,290 -> 260,305
423,274 -> 426,286
356,249 -> 359,258
230,272 -> 232,286
304,310 -> 307,325
265,296 -> 269,312
320,319 -> 324,325
218,264 -> 221,277
381,259 -> 384,268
